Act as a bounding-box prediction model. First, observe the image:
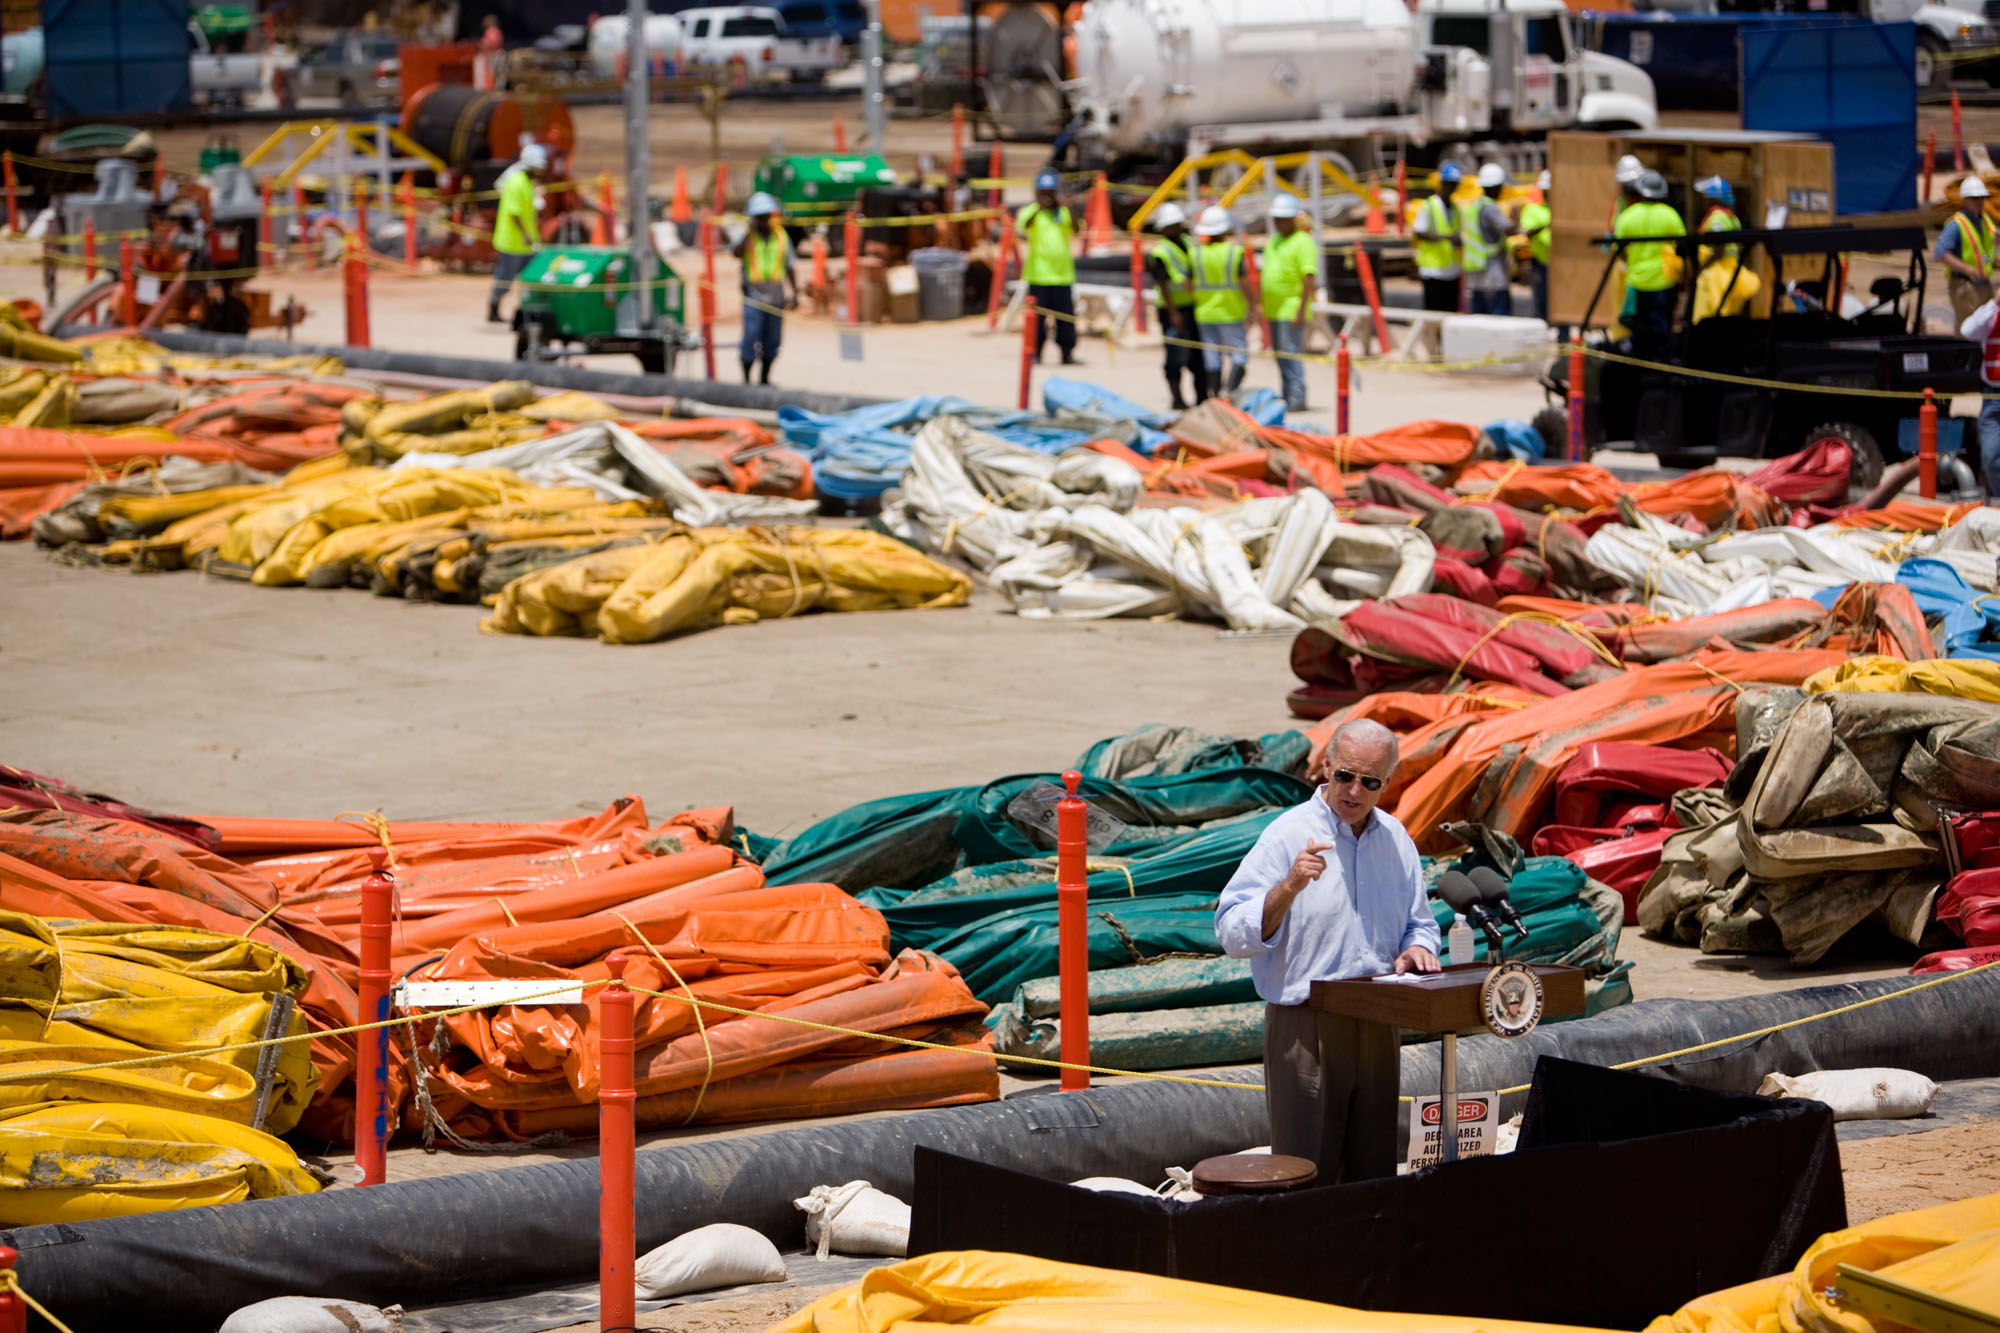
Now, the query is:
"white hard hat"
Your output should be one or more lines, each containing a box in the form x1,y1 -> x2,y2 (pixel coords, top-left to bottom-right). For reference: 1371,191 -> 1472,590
1269,193 -> 1302,219
1963,175 -> 1991,199
1152,202 -> 1186,229
747,191 -> 779,216
1194,205 -> 1233,236
1538,169 -> 1551,191
518,143 -> 549,171
1477,163 -> 1507,188
1614,154 -> 1643,185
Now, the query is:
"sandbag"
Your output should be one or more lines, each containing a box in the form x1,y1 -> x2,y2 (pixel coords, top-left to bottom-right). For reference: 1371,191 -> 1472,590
1755,1068 -> 1937,1120
218,1298 -> 402,1333
633,1222 -> 788,1299
796,1180 -> 911,1259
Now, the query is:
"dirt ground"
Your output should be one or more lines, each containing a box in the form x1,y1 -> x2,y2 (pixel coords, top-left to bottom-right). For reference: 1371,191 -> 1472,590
1844,1121 -> 2000,1222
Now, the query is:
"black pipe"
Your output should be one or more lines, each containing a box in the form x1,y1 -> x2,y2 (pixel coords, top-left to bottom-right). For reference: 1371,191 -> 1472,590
88,330 -> 889,417
10,970 -> 1992,1330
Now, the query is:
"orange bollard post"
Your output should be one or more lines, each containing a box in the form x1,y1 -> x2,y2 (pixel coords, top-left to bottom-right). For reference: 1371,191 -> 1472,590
699,212 -> 717,379
713,161 -> 730,214
1129,229 -> 1146,334
1954,91 -> 1966,173
1056,770 -> 1090,1091
1920,386 -> 1938,500
598,954 -> 637,1333
258,184 -> 273,269
402,183 -> 418,271
844,211 -> 861,325
987,143 -> 1004,211
2,151 -> 16,234
1394,159 -> 1408,236
596,171 -> 616,245
1019,294 -> 1038,410
1567,342 -> 1587,463
1245,244 -> 1272,352
82,217 -> 97,280
345,233 -> 372,348
1352,243 -> 1390,351
0,1245 -> 22,1333
355,847 -> 393,1186
832,114 -> 847,152
810,231 -> 828,306
1336,333 -> 1351,435
987,210 -> 1013,331
118,238 -> 136,325
670,165 -> 691,225
354,178 -> 369,241
949,103 -> 965,185
294,184 -> 309,264
1924,131 -> 1937,204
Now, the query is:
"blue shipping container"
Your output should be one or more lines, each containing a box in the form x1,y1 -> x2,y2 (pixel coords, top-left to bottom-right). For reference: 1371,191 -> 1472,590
44,0 -> 193,120
1742,21 -> 1917,215
1580,10 -> 1876,111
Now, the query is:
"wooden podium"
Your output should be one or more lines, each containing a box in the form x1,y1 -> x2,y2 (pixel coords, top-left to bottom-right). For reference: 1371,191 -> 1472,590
1309,963 -> 1586,1164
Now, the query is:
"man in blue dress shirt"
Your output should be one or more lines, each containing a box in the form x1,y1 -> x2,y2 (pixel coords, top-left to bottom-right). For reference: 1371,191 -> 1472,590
1215,718 -> 1441,1181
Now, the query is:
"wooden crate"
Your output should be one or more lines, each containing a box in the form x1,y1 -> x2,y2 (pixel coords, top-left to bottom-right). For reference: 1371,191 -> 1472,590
1547,129 -> 1834,328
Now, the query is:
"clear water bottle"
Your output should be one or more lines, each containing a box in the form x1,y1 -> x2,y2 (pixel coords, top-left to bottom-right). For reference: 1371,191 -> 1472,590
1447,913 -> 1476,968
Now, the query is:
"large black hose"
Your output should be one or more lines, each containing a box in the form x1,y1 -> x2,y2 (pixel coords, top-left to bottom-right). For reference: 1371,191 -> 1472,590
9,969 -> 1992,1330
75,330 -> 889,416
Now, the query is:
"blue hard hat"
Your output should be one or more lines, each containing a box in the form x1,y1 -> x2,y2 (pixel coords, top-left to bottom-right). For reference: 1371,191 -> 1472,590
1438,162 -> 1464,185
1034,170 -> 1060,191
1695,175 -> 1735,206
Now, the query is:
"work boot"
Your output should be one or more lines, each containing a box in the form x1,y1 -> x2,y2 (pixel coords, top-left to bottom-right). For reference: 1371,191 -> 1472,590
486,301 -> 505,324
1225,364 -> 1245,394
742,361 -> 756,384
759,358 -> 775,386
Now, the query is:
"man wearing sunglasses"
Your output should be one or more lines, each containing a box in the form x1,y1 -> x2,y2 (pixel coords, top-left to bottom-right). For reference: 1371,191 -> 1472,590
1215,718 -> 1440,1181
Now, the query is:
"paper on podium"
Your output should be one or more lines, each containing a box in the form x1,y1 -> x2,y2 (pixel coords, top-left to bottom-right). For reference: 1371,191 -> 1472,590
1369,973 -> 1430,984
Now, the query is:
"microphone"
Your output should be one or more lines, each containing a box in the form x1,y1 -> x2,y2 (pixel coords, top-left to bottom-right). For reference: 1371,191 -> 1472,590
1437,870 -> 1504,955
1468,866 -> 1531,942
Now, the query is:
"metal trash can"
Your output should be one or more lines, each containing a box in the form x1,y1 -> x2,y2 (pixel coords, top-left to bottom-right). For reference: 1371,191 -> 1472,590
911,247 -> 969,321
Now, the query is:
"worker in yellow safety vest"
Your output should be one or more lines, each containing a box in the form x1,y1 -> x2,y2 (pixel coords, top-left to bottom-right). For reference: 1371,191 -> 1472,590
1147,202 -> 1210,407
1939,175 -> 1997,327
1411,161 -> 1463,356
1192,205 -> 1252,394
1263,193 -> 1319,411
1460,163 -> 1516,316
1694,175 -> 1741,267
488,142 -> 548,324
1017,170 -> 1081,365
732,192 -> 795,385
1519,170 -> 1552,324
1613,169 -> 1685,361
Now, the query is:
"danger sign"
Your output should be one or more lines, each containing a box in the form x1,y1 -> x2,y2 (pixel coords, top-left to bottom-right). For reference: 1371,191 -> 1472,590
1406,1091 -> 1499,1168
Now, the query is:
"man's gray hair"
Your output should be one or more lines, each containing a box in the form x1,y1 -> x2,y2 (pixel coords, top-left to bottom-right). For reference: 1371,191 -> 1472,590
1330,718 -> 1400,772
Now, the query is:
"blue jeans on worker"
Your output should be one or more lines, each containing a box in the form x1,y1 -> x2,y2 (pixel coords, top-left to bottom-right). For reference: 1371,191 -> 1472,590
1469,285 -> 1512,317
742,302 -> 783,367
1200,321 -> 1249,392
490,251 -> 530,303
1979,395 -> 2000,499
1271,320 -> 1306,410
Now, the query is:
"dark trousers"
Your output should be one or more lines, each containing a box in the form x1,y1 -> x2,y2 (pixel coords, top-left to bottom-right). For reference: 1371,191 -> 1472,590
1629,286 -> 1677,363
1469,286 -> 1512,317
1420,276 -> 1461,312
1161,305 -> 1210,404
1264,1002 -> 1399,1183
1028,283 -> 1076,360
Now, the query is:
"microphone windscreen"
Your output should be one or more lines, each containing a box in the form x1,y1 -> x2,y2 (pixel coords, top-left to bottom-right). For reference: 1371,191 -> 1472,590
1468,866 -> 1510,903
1436,870 -> 1479,912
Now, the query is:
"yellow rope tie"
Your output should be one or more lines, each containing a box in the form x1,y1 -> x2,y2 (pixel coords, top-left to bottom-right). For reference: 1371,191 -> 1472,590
1080,860 -> 1139,898
333,808 -> 399,868
0,1268 -> 79,1333
611,912 -> 715,1127
237,899 -> 286,938
1443,610 -> 1625,690
493,897 -> 520,928
1693,660 -> 1746,694
566,847 -> 585,880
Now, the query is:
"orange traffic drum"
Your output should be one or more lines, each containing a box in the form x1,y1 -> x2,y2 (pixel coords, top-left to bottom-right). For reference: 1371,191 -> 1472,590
1189,1152 -> 1318,1196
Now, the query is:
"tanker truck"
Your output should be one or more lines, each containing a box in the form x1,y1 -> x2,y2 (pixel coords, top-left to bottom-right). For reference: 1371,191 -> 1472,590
1063,0 -> 1656,176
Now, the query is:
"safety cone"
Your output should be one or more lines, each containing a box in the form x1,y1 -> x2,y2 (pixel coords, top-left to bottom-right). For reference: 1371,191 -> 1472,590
810,232 -> 830,313
1363,195 -> 1386,234
670,165 -> 691,225
833,115 -> 848,152
1086,172 -> 1113,249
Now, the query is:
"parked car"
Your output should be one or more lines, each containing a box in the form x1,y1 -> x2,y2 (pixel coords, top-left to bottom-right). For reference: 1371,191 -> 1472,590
678,6 -> 843,83
293,29 -> 402,104
774,0 -> 868,50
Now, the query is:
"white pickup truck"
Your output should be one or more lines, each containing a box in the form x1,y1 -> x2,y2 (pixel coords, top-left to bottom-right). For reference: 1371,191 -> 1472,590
677,6 -> 843,83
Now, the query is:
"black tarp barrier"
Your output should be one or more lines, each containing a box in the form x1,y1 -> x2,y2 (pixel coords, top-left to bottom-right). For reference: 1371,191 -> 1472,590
910,1058 -> 1845,1331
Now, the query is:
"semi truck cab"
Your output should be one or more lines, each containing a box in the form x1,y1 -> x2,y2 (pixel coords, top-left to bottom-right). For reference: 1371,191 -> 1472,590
1416,0 -> 1657,137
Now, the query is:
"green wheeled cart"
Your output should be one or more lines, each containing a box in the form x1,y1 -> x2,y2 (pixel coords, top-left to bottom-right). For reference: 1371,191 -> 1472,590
512,246 -> 692,376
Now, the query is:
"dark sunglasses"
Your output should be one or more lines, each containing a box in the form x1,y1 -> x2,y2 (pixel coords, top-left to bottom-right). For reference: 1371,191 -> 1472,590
1331,768 -> 1385,792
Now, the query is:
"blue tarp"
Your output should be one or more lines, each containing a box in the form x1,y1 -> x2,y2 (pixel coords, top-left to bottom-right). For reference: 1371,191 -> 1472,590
1742,21 -> 1917,216
782,393 -> 1115,501
1810,557 -> 2000,661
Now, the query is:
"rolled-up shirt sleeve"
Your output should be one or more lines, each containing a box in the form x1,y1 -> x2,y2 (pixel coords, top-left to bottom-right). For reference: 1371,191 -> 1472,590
1216,826 -> 1291,956
1397,839 -> 1441,956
